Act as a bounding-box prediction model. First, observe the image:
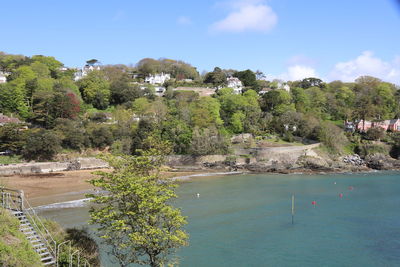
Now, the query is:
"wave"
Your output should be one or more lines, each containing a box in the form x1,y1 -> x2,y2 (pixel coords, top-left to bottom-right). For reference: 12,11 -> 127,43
170,171 -> 242,181
34,198 -> 92,210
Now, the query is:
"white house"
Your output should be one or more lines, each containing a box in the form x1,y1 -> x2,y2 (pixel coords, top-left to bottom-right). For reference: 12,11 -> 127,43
0,71 -> 9,84
145,73 -> 171,85
227,77 -> 243,94
74,64 -> 102,81
277,82 -> 290,91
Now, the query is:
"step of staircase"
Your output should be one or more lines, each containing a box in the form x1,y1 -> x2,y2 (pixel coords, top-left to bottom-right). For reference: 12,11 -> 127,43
32,242 -> 46,248
4,192 -> 57,267
41,256 -> 54,261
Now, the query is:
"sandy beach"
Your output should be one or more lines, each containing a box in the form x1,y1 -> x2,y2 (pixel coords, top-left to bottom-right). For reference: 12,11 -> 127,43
0,169 -> 225,206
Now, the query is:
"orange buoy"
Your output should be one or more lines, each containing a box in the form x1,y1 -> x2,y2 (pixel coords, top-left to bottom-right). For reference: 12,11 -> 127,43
339,193 -> 343,198
312,201 -> 317,206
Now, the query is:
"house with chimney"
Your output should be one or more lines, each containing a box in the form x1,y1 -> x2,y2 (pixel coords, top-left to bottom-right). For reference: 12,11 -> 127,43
144,73 -> 171,85
356,119 -> 400,132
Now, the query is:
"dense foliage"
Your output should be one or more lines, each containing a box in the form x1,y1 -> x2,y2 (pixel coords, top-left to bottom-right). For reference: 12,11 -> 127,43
1,51 -> 400,161
88,143 -> 188,267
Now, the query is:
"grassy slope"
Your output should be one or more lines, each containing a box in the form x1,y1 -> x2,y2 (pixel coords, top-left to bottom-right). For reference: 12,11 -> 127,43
0,208 -> 42,267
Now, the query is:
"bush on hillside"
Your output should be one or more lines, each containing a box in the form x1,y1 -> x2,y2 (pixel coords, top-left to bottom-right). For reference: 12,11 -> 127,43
22,129 -> 62,161
317,121 -> 349,154
355,143 -> 390,158
365,127 -> 386,141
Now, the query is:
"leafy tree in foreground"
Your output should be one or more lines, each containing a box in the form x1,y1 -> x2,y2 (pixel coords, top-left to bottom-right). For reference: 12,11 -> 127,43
88,143 -> 188,267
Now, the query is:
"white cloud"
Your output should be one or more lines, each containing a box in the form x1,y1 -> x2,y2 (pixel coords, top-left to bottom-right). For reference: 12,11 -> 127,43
329,51 -> 400,84
177,16 -> 192,25
287,54 -> 316,67
211,0 -> 277,33
272,65 -> 319,81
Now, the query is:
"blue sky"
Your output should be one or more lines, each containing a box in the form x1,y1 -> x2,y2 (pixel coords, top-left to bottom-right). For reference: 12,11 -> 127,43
1,0 -> 400,83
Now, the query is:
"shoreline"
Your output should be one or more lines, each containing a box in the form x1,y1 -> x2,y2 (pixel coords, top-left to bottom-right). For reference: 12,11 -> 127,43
33,171 -> 243,210
0,169 -> 235,206
31,169 -> 400,211
2,163 -> 399,207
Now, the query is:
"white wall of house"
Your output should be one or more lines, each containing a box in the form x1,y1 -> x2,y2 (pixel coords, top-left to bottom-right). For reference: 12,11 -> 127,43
227,77 -> 243,94
74,65 -> 101,81
0,71 -> 8,83
145,73 -> 171,85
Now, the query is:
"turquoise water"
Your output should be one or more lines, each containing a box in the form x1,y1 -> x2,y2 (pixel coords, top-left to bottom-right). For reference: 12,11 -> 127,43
38,172 -> 400,266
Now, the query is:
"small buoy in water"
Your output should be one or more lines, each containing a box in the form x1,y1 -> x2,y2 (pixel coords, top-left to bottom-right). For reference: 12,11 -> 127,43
348,186 -> 354,191
196,193 -> 200,198
312,201 -> 317,207
339,193 -> 343,198
334,182 -> 337,185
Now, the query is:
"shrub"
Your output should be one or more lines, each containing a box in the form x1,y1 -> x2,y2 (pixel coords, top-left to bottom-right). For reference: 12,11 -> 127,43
389,132 -> 400,159
355,143 -> 389,158
22,129 -> 62,161
365,127 -> 386,141
317,121 -> 349,154
86,123 -> 114,149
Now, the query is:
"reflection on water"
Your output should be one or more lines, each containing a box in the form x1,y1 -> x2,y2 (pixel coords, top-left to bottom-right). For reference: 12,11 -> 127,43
38,171 -> 400,267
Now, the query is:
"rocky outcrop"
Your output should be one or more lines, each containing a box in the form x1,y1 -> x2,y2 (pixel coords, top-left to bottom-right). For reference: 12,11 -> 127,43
342,154 -> 365,166
365,153 -> 400,170
231,133 -> 253,144
296,156 -> 331,171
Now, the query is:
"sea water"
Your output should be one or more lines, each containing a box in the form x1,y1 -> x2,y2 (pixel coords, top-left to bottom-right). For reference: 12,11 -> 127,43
38,171 -> 400,267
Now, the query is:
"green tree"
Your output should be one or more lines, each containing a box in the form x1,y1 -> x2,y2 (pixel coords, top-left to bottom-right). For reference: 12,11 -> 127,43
305,86 -> 327,117
31,91 -> 81,128
54,119 -> 86,150
161,119 -> 192,154
86,123 -> 114,149
298,77 -> 325,89
31,55 -> 63,78
262,89 -> 295,116
102,65 -> 142,105
0,83 -> 30,117
333,86 -> 355,120
190,97 -> 223,128
190,126 -> 230,155
317,121 -> 349,154
22,129 -> 62,161
203,67 -> 227,87
233,69 -> 257,88
0,123 -> 28,153
291,87 -> 311,113
230,111 -> 246,133
78,71 -> 111,109
88,148 -> 188,267
136,58 -> 199,80
0,51 -> 29,72
216,88 -> 261,133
